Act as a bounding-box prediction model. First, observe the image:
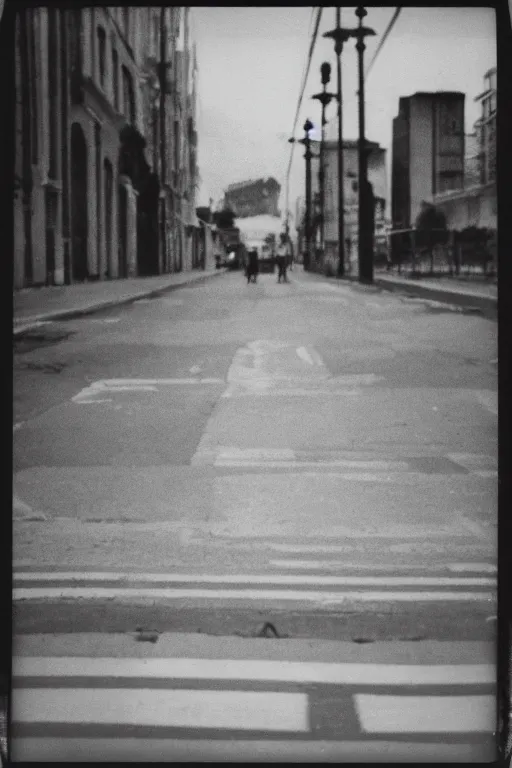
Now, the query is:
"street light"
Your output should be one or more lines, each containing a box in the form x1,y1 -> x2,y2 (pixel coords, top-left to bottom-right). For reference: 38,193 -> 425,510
289,119 -> 316,270
353,6 -> 376,284
312,62 -> 337,262
323,9 -> 357,278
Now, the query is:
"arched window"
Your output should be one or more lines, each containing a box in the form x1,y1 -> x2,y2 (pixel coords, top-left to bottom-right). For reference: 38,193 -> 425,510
97,26 -> 106,87
122,65 -> 135,125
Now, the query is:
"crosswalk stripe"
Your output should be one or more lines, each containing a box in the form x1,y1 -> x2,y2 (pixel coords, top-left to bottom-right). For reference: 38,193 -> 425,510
12,572 -> 496,586
13,657 -> 495,686
269,560 -> 496,573
355,694 -> 495,734
13,688 -> 308,732
13,587 -> 496,603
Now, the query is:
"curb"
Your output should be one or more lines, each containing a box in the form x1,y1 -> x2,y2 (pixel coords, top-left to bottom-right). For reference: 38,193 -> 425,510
304,269 -> 497,318
13,269 -> 227,336
374,276 -> 497,319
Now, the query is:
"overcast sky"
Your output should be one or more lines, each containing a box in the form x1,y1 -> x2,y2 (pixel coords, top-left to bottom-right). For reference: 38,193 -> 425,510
190,7 -> 496,219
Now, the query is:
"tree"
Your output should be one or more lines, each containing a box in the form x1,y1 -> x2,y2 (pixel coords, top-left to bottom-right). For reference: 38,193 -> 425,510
213,207 -> 236,230
414,202 -> 448,274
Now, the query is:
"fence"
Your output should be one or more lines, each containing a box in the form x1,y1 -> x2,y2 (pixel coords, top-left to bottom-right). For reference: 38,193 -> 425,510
384,227 -> 497,278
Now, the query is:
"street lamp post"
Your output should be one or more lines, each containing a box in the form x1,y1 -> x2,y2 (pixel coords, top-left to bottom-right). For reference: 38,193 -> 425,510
354,6 -> 376,283
323,9 -> 354,278
288,118 -> 314,271
312,62 -> 336,260
303,119 -> 314,271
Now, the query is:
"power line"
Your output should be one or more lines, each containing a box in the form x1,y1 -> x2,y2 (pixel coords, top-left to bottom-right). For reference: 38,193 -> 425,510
284,6 -> 323,222
365,7 -> 401,78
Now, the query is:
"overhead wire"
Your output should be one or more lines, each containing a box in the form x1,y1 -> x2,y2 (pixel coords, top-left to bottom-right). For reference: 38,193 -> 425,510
365,7 -> 401,78
284,6 -> 323,224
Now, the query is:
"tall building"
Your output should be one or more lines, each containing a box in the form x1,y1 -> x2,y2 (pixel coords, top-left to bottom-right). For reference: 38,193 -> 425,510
14,7 -> 200,289
224,178 -> 281,218
323,139 -> 387,272
474,66 -> 496,185
464,132 -> 481,188
391,92 -> 465,230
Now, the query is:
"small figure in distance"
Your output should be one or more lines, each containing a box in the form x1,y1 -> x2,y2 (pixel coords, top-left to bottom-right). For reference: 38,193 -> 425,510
276,234 -> 290,283
246,248 -> 259,284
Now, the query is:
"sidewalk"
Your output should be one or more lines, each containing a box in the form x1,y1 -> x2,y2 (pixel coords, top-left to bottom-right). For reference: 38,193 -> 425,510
13,267 -> 226,335
373,272 -> 497,318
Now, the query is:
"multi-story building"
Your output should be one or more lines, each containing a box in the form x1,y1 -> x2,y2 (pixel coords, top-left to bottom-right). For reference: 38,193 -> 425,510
224,178 -> 281,218
323,139 -> 387,272
464,132 -> 481,188
474,66 -> 496,186
391,92 -> 465,230
14,7 -> 200,289
429,69 -> 496,236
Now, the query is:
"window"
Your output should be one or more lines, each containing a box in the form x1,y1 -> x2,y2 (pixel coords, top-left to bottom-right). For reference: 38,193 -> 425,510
122,65 -> 135,124
112,48 -> 119,110
69,9 -> 83,104
97,26 -> 106,87
28,9 -> 38,163
48,9 -> 59,177
153,16 -> 159,57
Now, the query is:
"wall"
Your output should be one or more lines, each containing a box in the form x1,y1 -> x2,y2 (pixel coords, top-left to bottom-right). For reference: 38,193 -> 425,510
323,141 -> 387,271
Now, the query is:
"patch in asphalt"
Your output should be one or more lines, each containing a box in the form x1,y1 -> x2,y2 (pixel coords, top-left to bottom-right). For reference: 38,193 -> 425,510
14,328 -> 75,354
15,360 -> 67,374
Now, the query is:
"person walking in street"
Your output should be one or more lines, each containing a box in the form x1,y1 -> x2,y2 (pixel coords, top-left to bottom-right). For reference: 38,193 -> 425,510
276,235 -> 289,283
246,248 -> 259,283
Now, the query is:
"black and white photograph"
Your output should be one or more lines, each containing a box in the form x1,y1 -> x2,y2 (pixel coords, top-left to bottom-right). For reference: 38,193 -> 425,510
9,4 -> 503,762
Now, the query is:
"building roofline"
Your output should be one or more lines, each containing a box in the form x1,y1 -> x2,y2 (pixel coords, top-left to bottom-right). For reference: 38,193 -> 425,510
410,91 -> 465,99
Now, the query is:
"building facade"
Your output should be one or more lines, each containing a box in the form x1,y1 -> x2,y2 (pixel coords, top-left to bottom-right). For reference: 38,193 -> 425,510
322,139 -> 387,273
429,68 -> 496,236
391,92 -> 465,230
224,178 -> 281,219
14,7 -> 200,289
474,66 -> 496,186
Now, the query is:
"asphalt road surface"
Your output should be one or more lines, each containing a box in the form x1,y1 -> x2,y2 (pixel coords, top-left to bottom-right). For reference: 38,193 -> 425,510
12,269 -> 498,761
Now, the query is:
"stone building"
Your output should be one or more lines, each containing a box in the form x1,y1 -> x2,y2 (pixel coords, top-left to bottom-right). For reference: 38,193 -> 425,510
391,92 -> 465,231
429,68 -> 497,235
224,178 -> 281,219
14,7 -> 200,289
322,139 -> 387,274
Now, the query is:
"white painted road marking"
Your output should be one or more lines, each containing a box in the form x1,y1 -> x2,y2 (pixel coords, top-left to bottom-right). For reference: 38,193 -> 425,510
13,688 -> 308,732
270,560 -> 497,574
13,587 -> 496,603
13,572 -> 496,587
296,347 -> 315,365
14,657 -> 495,686
355,694 -> 495,733
72,378 -> 225,403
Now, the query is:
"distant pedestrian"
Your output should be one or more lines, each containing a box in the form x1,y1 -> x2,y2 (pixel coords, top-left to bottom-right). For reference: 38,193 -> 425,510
276,235 -> 290,283
246,249 -> 259,283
